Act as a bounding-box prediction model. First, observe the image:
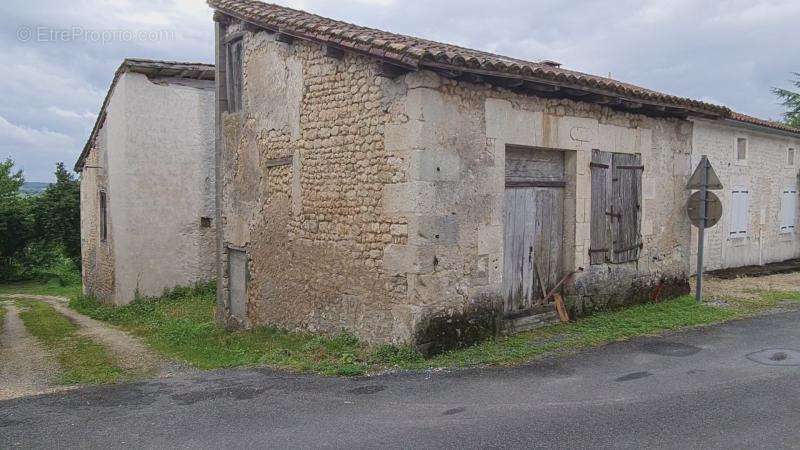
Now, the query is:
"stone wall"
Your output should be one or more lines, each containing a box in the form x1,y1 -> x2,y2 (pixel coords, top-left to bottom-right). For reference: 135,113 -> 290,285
217,27 -> 407,341
382,70 -> 693,340
690,119 -> 800,271
218,24 -> 694,347
80,128 -> 115,301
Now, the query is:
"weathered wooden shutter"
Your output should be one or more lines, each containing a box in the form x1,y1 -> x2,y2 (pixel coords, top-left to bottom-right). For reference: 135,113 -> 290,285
611,153 -> 643,263
226,38 -> 244,112
589,150 -> 613,264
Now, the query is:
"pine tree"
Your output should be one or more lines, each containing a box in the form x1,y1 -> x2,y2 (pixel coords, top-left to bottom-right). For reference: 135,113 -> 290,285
772,73 -> 800,127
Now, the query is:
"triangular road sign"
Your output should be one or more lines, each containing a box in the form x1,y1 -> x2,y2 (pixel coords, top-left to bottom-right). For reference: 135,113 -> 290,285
687,158 -> 723,190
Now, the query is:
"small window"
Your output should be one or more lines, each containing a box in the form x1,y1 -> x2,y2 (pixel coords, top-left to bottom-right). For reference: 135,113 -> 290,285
201,217 -> 212,228
729,186 -> 749,237
781,186 -> 798,233
99,191 -> 108,242
226,37 -> 244,112
736,137 -> 748,161
788,148 -> 795,166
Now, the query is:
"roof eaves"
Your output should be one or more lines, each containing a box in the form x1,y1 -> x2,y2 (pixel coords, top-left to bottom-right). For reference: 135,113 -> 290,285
207,0 -> 727,118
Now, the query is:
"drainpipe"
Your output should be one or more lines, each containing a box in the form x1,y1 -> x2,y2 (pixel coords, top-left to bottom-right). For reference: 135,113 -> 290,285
759,208 -> 765,266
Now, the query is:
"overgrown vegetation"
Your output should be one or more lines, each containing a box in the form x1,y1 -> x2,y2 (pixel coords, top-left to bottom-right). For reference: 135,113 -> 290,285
68,283 -> 800,376
0,159 -> 81,284
15,299 -> 126,384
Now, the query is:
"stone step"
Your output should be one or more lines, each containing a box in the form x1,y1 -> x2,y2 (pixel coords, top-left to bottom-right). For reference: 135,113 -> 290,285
502,306 -> 561,335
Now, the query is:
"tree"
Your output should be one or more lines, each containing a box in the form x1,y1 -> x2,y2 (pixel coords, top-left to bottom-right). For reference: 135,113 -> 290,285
0,159 -> 30,278
772,73 -> 800,128
30,163 -> 81,263
0,158 -> 24,199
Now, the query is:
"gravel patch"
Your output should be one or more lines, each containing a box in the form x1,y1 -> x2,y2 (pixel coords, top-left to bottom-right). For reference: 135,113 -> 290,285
4,295 -> 189,379
0,302 -> 63,400
692,271 -> 800,301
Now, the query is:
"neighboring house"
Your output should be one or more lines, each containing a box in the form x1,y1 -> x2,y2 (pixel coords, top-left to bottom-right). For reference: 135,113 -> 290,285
690,114 -> 800,271
75,59 -> 217,304
208,0 -> 732,351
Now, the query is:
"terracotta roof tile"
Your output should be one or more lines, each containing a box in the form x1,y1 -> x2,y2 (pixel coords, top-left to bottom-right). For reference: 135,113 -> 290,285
730,112 -> 800,135
208,0 -> 732,117
208,0 -> 800,136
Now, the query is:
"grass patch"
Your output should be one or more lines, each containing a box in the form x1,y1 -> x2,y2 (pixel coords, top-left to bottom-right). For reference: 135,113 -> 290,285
15,299 -> 126,384
67,282 -> 800,376
0,279 -> 81,298
70,284 -> 374,376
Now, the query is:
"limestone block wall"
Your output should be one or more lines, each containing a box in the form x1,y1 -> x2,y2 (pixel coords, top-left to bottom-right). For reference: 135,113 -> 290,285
382,70 -> 693,335
80,130 -> 115,301
690,119 -> 800,271
217,27 -> 408,342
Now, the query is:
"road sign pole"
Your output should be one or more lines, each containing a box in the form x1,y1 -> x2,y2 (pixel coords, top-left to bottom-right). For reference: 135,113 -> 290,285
696,156 -> 708,304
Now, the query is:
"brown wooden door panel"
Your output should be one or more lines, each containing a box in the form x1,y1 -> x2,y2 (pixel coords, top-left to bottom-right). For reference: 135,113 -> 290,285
503,188 -> 537,311
533,188 -> 563,304
503,148 -> 566,313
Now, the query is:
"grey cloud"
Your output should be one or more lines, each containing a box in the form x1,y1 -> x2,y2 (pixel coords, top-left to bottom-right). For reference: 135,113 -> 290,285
1,0 -> 796,181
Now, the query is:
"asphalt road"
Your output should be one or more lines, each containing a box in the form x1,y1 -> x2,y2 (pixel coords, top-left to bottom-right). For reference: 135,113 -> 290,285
2,310 -> 799,449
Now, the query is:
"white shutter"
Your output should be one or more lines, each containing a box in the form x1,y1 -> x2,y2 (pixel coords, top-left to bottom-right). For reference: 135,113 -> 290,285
781,187 -> 797,232
730,187 -> 749,236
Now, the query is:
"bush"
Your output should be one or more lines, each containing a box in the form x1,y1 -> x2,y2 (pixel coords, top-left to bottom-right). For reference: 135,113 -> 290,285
7,243 -> 80,285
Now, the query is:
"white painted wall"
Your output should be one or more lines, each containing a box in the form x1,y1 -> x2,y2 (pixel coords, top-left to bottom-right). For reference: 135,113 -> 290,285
691,118 -> 800,271
106,72 -> 216,303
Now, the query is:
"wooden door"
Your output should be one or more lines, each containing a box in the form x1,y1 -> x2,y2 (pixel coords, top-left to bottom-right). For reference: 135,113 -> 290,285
228,248 -> 248,320
503,148 -> 565,314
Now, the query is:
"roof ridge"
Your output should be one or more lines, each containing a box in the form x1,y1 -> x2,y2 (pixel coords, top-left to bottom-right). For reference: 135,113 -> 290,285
208,0 -> 733,117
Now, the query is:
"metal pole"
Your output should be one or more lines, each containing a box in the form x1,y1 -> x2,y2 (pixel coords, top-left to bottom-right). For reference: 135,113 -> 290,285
695,156 -> 708,304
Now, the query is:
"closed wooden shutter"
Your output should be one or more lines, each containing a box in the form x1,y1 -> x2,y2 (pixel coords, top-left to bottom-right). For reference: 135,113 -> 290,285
226,38 -> 244,112
730,187 -> 749,236
589,150 -> 643,264
611,153 -> 643,263
589,150 -> 613,264
781,187 -> 797,232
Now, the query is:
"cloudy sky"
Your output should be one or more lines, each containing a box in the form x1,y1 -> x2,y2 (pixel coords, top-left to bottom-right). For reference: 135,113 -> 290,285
1,0 -> 798,181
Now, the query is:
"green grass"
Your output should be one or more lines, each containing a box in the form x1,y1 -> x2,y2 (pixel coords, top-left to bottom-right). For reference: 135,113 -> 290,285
0,279 -> 81,298
70,284 -> 374,376
15,299 -> 127,384
66,282 -> 800,376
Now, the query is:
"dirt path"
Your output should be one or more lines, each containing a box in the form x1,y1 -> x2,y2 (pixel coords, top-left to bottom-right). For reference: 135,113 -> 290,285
0,302 -> 63,400
3,294 -> 187,378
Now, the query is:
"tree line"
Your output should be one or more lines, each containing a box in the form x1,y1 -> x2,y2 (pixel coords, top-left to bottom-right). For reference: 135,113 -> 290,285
0,159 -> 81,284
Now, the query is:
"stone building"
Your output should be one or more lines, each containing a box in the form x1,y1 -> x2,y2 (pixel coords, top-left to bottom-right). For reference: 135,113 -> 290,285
208,0 -> 735,351
75,59 -> 217,304
690,114 -> 800,271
